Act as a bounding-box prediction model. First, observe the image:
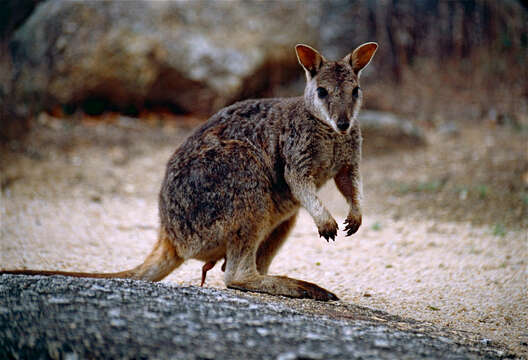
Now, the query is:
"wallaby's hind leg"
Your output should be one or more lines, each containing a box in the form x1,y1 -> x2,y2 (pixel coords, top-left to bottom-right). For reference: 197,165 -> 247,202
224,228 -> 338,301
256,214 -> 297,275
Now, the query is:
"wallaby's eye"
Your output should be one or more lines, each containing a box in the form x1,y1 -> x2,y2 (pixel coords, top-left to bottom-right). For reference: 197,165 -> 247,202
352,87 -> 361,99
316,87 -> 328,99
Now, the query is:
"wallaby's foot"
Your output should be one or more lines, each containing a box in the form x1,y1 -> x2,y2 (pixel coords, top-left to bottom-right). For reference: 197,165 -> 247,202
201,261 -> 217,286
317,218 -> 338,242
344,212 -> 362,236
227,274 -> 339,301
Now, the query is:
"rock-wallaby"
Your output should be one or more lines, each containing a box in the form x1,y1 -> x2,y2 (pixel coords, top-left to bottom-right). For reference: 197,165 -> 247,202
2,43 -> 378,301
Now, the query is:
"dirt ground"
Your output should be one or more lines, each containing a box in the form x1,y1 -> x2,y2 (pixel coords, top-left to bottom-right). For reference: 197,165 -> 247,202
1,113 -> 527,357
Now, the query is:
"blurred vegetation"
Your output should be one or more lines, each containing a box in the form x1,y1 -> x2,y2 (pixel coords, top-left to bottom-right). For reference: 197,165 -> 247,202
329,0 -> 528,123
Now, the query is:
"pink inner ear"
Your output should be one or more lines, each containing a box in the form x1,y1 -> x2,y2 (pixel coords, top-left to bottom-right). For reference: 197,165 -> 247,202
296,45 -> 322,74
352,43 -> 378,72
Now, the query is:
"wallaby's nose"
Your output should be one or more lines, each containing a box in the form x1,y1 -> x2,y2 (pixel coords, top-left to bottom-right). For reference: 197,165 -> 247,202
337,118 -> 349,132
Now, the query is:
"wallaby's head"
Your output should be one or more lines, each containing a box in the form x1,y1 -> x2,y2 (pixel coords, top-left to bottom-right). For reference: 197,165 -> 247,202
295,42 -> 378,134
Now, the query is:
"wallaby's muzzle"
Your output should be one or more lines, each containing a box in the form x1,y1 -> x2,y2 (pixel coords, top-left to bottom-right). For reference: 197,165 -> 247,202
337,117 -> 350,132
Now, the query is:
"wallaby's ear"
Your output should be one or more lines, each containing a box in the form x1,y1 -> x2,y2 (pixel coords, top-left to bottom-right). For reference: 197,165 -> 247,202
295,44 -> 324,77
348,42 -> 378,75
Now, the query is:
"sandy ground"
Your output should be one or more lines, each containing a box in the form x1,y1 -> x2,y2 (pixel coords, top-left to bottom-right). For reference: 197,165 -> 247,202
1,113 -> 527,356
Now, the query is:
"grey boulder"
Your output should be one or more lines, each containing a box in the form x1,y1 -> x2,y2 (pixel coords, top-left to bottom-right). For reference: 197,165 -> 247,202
10,0 -> 318,115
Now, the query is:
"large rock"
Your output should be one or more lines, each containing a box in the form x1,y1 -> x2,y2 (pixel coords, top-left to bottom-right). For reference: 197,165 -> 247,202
10,0 -> 318,116
359,110 -> 426,154
0,0 -> 43,38
0,275 -> 511,359
0,0 -> 46,140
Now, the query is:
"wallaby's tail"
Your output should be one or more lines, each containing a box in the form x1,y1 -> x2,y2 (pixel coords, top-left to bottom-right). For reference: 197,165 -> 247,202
1,229 -> 183,282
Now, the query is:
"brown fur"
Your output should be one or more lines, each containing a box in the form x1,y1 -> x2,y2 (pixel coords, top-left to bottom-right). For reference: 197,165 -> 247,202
1,43 -> 378,301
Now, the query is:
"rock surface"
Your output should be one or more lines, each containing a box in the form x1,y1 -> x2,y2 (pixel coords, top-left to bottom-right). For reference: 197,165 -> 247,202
10,0 -> 318,116
0,275 -> 511,359
359,111 -> 426,154
0,0 -> 43,38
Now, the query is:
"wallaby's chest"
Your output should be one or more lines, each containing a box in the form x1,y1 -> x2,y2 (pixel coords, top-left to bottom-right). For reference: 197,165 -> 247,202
311,134 -> 357,187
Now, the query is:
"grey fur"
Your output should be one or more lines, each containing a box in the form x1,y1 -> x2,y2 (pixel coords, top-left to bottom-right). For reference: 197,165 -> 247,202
157,43 -> 378,300
2,43 -> 378,302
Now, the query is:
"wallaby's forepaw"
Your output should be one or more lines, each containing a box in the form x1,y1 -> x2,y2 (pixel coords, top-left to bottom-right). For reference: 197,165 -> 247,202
344,213 -> 362,236
318,218 -> 338,242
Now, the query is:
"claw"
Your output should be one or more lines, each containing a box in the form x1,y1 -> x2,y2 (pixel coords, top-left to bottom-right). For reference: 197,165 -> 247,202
318,219 -> 338,242
320,231 -> 334,242
343,217 -> 361,236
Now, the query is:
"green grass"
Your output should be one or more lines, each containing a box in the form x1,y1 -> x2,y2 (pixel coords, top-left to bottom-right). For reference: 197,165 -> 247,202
476,185 -> 489,199
395,183 -> 412,194
521,192 -> 528,206
492,223 -> 507,237
394,179 -> 445,195
416,180 -> 443,192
